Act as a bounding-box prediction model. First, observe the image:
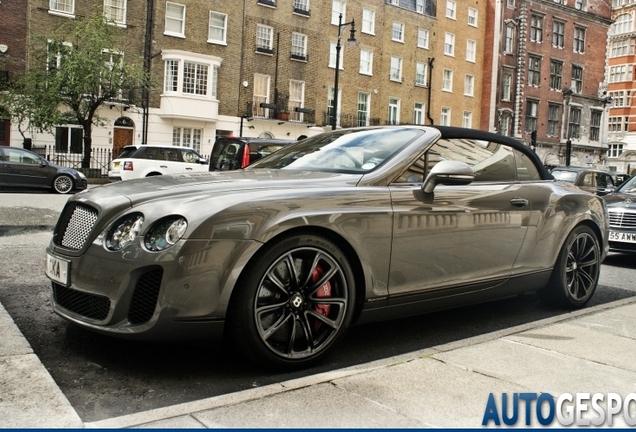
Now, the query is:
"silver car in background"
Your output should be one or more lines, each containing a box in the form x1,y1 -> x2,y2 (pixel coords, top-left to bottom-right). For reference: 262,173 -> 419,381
45,126 -> 609,369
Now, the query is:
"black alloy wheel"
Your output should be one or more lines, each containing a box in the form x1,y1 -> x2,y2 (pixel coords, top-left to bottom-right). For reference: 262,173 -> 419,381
540,225 -> 601,309
227,233 -> 355,368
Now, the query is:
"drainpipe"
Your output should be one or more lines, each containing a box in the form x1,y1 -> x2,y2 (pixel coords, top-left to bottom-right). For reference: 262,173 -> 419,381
142,0 -> 154,145
426,57 -> 435,125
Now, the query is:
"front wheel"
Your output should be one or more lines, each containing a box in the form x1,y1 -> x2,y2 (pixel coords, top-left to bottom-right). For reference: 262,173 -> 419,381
52,175 -> 74,194
227,233 -> 356,369
539,225 -> 601,309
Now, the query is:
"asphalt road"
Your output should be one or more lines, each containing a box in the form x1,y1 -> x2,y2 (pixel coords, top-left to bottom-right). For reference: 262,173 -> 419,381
1,190 -> 635,422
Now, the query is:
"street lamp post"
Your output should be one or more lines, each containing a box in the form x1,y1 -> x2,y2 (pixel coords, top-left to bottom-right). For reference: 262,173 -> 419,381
331,13 -> 357,130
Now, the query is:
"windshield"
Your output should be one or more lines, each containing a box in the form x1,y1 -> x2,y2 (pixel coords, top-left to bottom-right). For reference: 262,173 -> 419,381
247,128 -> 423,173
551,170 -> 578,183
617,175 -> 636,194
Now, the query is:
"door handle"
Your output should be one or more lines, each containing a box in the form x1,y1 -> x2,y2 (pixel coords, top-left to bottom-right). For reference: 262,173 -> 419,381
510,197 -> 529,207
159,165 -> 168,168
186,167 -> 193,170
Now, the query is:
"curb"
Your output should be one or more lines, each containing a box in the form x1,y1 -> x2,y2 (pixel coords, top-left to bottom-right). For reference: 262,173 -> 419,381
84,295 -> 636,428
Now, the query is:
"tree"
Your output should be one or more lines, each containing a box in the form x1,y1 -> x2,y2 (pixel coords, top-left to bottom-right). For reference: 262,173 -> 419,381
3,12 -> 149,168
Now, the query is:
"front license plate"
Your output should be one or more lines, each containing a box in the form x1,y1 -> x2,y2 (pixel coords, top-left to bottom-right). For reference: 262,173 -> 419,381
45,253 -> 70,286
609,231 -> 636,243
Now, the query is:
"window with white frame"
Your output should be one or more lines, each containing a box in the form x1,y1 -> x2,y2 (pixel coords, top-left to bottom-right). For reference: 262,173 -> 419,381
416,0 -> 425,13
500,114 -> 511,136
444,33 -> 455,56
573,26 -> 586,53
589,110 -> 601,141
55,126 -> 83,154
574,0 -> 587,10
329,42 -> 344,69
464,74 -> 474,96
418,29 -> 429,49
173,127 -> 202,152
163,52 -> 220,99
446,0 -> 456,19
50,0 -> 74,15
466,39 -> 476,62
47,40 -> 72,73
293,0 -> 309,13
547,104 -> 560,136
609,144 -> 624,157
291,33 -> 307,60
253,73 -> 271,117
390,57 -> 402,81
414,102 -> 425,125
571,65 -> 583,93
208,11 -> 227,44
256,25 -> 274,53
388,97 -> 400,125
442,68 -> 453,91
501,70 -> 512,101
505,24 -> 515,53
614,14 -> 633,35
441,107 -> 451,126
332,0 -> 345,25
289,80 -> 305,121
359,49 -> 373,75
568,106 -> 581,139
102,50 -> 124,99
392,22 -> 404,42
530,14 -> 543,43
362,8 -> 375,34
525,99 -> 538,132
415,62 -> 427,86
468,7 -> 478,26
357,92 -> 370,126
104,0 -> 126,25
528,55 -> 541,86
463,111 -> 472,128
611,39 -> 635,57
165,2 -> 186,37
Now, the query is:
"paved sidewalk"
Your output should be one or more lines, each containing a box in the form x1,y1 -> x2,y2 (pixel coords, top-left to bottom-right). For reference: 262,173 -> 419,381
2,295 -> 635,428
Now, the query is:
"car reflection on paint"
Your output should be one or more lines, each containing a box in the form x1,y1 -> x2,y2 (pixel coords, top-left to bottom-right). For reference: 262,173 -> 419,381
44,126 -> 609,369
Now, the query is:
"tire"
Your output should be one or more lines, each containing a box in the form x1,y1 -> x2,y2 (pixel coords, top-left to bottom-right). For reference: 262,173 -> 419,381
52,175 -> 74,194
227,233 -> 356,369
539,225 -> 601,309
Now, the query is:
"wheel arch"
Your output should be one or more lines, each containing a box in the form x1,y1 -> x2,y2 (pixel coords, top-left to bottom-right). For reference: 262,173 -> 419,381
229,225 -> 367,324
145,171 -> 162,177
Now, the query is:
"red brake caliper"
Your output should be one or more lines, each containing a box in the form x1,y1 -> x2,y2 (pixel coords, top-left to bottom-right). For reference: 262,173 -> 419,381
311,265 -> 331,329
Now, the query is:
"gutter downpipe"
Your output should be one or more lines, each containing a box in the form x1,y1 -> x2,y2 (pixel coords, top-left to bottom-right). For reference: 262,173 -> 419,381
426,57 -> 435,125
142,0 -> 154,145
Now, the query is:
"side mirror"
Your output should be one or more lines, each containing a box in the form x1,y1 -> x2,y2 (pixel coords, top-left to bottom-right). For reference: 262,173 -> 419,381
422,160 -> 475,194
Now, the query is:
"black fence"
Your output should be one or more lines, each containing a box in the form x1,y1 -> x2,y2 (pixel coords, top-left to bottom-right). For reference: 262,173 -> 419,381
31,145 -> 112,178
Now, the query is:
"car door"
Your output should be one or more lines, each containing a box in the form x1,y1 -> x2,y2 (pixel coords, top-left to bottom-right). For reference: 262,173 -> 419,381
180,148 -> 207,173
387,138 -> 532,299
595,172 -> 615,196
1,147 -> 50,188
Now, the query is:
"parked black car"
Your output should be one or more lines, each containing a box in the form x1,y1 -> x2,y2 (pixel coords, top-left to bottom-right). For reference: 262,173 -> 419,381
551,166 -> 616,196
0,146 -> 87,194
603,174 -> 636,252
209,137 -> 295,171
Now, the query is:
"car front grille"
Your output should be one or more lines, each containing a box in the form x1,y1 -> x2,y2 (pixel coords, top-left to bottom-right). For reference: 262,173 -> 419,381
54,202 -> 99,250
609,210 -> 636,228
128,268 -> 163,325
52,283 -> 110,321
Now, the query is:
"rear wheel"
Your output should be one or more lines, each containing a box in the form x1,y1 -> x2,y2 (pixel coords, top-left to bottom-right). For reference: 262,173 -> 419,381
52,175 -> 73,194
539,225 -> 601,309
227,233 -> 355,369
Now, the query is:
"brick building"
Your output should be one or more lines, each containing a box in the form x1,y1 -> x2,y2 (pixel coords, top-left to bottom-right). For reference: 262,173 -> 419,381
481,0 -> 612,168
606,0 -> 636,175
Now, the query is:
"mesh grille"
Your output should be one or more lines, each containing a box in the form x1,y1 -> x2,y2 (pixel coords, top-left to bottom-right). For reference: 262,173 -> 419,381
128,268 -> 163,324
55,203 -> 99,250
52,283 -> 110,321
609,210 -> 636,228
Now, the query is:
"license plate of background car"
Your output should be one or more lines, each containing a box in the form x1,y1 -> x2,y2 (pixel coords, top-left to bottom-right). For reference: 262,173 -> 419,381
113,162 -> 120,168
609,231 -> 636,243
45,253 -> 70,286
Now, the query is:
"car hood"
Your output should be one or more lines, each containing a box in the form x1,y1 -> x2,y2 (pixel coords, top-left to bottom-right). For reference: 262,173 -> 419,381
603,192 -> 636,210
78,169 -> 363,206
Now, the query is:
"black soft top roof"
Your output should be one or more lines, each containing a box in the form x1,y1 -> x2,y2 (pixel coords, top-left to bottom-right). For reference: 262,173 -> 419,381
434,126 -> 553,180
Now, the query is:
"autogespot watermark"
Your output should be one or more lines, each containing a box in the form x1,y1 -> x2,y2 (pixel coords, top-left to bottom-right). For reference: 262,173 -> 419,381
482,392 -> 636,427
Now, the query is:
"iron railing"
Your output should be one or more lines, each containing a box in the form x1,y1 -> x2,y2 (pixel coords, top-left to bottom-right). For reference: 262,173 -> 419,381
31,145 -> 112,178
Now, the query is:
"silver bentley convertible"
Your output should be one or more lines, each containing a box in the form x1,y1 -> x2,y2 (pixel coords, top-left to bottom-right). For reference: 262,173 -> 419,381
45,126 -> 609,368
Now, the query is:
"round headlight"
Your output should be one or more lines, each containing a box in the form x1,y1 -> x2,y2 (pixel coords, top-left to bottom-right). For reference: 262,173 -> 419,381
105,213 -> 144,251
144,216 -> 188,252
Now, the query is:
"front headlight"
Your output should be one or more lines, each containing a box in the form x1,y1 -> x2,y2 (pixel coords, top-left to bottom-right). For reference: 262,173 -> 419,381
144,216 -> 188,252
105,213 -> 144,251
